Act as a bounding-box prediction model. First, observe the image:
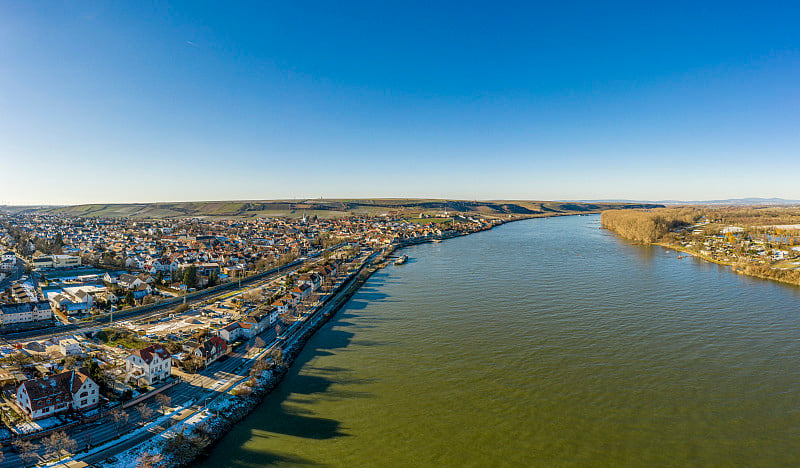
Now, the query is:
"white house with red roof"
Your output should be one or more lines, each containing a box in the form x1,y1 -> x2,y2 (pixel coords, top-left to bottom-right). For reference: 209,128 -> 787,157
125,344 -> 172,386
290,283 -> 312,301
271,297 -> 292,314
15,369 -> 99,420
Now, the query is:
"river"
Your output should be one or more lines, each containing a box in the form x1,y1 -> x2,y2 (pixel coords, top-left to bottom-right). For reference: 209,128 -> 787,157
199,214 -> 800,467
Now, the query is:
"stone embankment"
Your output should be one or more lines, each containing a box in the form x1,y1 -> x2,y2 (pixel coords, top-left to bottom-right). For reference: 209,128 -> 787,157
151,221 -> 518,467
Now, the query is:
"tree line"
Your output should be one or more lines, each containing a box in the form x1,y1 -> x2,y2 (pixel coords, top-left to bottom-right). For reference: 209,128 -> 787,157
600,208 -> 701,243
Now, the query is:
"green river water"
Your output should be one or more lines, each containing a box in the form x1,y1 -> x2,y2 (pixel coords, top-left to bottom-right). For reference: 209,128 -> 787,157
199,215 -> 800,467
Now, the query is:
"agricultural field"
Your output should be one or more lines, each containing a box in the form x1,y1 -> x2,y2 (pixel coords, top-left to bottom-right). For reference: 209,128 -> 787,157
34,199 -> 662,219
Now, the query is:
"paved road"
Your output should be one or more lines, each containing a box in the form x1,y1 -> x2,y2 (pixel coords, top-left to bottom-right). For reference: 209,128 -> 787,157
0,249 -> 365,467
1,244 -> 347,343
0,321 -> 285,467
0,266 -> 363,467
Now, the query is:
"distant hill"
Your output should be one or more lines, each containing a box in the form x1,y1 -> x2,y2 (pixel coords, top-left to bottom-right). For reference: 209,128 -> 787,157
0,205 -> 64,215
28,199 -> 664,219
565,198 -> 800,206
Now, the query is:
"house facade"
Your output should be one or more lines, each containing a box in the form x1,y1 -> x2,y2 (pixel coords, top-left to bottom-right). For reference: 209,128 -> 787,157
219,322 -> 242,343
290,283 -> 312,302
125,344 -> 172,386
0,256 -> 15,273
15,369 -> 99,420
59,338 -> 82,356
193,336 -> 228,366
0,301 -> 53,326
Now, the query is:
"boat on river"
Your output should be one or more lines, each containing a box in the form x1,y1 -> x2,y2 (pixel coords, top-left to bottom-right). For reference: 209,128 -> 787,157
394,255 -> 408,265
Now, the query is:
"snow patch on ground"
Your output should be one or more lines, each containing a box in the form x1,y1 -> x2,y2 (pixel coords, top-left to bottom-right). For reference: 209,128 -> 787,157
14,415 -> 69,434
41,401 -> 193,467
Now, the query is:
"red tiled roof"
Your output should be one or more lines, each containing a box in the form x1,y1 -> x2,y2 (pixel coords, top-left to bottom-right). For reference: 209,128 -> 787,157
19,369 -> 92,411
132,344 -> 170,364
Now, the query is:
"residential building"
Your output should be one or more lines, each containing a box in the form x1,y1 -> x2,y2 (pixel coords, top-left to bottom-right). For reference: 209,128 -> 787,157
193,336 -> 228,366
290,283 -> 312,301
219,322 -> 243,343
59,338 -> 82,356
0,301 -> 53,326
32,255 -> 81,270
15,369 -> 99,420
125,344 -> 172,386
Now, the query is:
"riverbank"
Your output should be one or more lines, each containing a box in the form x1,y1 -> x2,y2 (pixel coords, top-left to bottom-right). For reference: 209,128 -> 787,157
106,212 -> 614,467
192,213 -> 800,467
651,242 -> 800,288
111,216 -> 531,467
124,253 -> 385,467
601,207 -> 800,289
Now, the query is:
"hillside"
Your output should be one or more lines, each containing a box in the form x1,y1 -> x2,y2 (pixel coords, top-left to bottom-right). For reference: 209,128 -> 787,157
36,199 -> 664,219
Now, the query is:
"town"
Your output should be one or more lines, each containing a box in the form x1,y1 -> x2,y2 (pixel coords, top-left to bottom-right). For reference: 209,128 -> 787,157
0,211 -> 501,467
601,206 -> 800,286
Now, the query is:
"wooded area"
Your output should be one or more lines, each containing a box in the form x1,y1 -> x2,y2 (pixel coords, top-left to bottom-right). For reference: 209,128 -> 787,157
600,208 -> 701,243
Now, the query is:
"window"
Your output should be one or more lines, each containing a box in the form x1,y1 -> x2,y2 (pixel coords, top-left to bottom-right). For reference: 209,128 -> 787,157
80,399 -> 86,406
80,391 -> 88,397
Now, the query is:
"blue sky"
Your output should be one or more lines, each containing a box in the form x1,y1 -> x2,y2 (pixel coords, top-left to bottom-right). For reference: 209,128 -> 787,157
1,1 -> 798,204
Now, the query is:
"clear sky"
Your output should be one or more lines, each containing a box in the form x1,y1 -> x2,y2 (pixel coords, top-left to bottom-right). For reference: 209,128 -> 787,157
1,1 -> 798,205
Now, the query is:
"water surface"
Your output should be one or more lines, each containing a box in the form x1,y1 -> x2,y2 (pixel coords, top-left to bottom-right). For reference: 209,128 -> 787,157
201,215 -> 800,467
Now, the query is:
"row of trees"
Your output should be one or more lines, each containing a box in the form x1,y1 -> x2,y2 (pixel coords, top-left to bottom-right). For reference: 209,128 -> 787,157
600,208 -> 701,243
11,430 -> 78,465
707,207 -> 800,227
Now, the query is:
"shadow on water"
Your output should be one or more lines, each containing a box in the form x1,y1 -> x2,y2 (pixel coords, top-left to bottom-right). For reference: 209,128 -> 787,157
206,292 -> 391,467
198,448 -> 323,468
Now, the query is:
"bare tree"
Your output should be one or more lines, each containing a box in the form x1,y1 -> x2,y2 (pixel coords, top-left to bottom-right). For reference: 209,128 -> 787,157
136,450 -> 163,468
136,404 -> 154,425
109,408 -> 130,435
41,432 -> 60,460
42,431 -> 78,460
84,430 -> 94,450
14,439 -> 39,466
62,433 -> 78,456
155,393 -> 172,414
269,347 -> 284,367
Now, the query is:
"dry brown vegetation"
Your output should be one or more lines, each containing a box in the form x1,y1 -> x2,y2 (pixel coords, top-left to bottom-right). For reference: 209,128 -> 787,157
600,208 -> 701,243
706,207 -> 800,227
734,263 -> 800,286
43,199 -> 663,219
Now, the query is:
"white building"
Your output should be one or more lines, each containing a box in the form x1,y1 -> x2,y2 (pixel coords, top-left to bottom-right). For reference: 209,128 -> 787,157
15,369 -> 99,420
125,344 -> 172,386
52,255 -> 81,268
59,338 -> 83,356
219,322 -> 243,343
32,255 -> 81,270
1,251 -> 15,264
0,252 -> 15,273
0,301 -> 53,326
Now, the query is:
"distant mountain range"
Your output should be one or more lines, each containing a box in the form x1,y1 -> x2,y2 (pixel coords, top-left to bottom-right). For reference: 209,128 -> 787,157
564,198 -> 800,206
